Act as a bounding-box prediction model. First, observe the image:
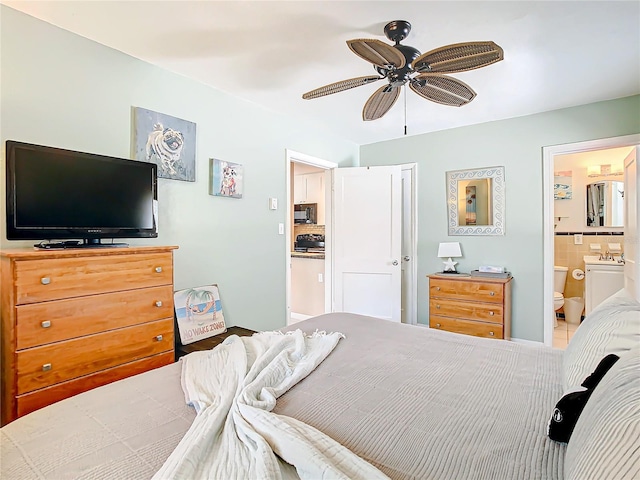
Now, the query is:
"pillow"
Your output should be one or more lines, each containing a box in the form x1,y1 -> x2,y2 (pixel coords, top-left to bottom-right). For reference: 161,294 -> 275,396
562,288 -> 640,391
547,354 -> 619,443
564,348 -> 640,480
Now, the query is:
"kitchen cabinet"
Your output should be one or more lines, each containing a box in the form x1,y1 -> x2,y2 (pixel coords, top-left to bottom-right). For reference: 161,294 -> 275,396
291,257 -> 325,317
294,173 -> 324,205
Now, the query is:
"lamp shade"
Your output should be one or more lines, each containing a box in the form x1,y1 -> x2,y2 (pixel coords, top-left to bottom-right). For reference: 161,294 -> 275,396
438,242 -> 462,258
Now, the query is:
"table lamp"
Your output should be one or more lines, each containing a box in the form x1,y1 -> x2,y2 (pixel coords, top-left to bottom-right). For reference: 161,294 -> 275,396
438,242 -> 462,273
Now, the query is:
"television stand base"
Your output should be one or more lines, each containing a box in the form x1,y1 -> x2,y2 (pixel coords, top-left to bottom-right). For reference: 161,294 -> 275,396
34,241 -> 129,250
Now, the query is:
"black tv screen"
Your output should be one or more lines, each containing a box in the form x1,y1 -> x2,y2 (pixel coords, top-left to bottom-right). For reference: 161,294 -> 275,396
6,141 -> 158,246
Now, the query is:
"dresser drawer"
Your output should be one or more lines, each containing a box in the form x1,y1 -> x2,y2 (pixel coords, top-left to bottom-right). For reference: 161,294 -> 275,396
16,285 -> 174,349
429,298 -> 503,324
430,316 -> 504,339
429,278 -> 504,304
13,253 -> 173,305
16,352 -> 174,418
16,318 -> 174,394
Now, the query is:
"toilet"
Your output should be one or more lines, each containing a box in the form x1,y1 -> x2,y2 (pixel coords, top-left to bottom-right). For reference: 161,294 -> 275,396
554,266 -> 569,311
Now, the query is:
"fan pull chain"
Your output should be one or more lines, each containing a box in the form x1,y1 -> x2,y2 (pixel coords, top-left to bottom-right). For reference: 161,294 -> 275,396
403,85 -> 408,135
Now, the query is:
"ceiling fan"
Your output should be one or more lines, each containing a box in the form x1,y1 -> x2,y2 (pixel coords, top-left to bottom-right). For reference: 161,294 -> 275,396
302,20 -> 504,121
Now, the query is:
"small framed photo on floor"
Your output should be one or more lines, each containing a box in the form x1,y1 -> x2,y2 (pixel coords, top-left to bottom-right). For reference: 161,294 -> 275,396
174,285 -> 226,345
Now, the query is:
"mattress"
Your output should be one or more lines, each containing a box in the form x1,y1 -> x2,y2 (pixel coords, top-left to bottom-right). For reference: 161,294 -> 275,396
1,312 -> 565,479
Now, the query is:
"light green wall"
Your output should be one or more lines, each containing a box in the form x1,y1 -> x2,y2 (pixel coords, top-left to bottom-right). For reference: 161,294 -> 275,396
3,6 -> 638,341
360,95 -> 640,341
0,6 -> 358,332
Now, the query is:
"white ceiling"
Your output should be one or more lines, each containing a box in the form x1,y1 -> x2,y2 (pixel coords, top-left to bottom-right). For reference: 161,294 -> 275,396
4,1 -> 640,145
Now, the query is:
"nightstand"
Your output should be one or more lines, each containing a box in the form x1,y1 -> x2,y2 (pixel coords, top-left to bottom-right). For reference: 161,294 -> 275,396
175,326 -> 256,359
427,274 -> 512,339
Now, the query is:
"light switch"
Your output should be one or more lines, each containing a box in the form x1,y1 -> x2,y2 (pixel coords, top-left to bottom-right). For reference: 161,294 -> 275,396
269,198 -> 278,210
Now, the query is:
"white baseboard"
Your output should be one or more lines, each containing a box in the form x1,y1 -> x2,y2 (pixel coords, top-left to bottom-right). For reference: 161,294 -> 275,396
510,337 -> 545,347
289,312 -> 312,325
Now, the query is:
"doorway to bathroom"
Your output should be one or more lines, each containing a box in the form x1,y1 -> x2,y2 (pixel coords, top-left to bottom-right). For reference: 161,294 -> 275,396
543,134 -> 640,348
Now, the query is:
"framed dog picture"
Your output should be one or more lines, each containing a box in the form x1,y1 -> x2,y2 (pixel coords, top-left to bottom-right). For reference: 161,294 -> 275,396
210,158 -> 243,198
133,107 -> 197,182
174,285 -> 226,345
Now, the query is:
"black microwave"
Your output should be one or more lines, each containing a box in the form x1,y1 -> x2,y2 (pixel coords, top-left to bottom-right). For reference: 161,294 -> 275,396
294,203 -> 317,224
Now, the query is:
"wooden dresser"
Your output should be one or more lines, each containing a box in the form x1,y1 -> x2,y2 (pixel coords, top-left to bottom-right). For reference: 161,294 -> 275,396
428,274 -> 512,339
0,245 -> 178,426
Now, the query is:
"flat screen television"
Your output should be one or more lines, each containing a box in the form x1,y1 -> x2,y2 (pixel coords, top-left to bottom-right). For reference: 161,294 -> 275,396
5,140 -> 158,248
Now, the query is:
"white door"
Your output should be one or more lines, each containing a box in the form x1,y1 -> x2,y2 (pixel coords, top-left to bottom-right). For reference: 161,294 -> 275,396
332,166 -> 402,322
624,146 -> 639,300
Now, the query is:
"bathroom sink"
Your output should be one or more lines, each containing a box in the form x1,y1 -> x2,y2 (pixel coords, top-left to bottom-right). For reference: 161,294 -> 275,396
583,255 -> 624,266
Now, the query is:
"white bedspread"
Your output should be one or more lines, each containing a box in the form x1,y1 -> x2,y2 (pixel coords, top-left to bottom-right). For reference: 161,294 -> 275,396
153,329 -> 388,480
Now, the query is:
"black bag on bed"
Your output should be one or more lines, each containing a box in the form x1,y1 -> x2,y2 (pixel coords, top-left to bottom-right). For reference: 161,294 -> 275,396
547,353 -> 620,443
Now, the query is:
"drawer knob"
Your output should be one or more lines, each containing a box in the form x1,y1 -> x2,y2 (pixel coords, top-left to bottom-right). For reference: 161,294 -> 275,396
489,332 -> 495,336
155,335 -> 163,342
490,292 -> 495,296
436,323 -> 441,328
436,305 -> 441,309
40,277 -> 51,285
42,363 -> 52,372
436,287 -> 441,291
41,320 -> 52,328
155,266 -> 163,273
155,300 -> 163,307
489,311 -> 495,316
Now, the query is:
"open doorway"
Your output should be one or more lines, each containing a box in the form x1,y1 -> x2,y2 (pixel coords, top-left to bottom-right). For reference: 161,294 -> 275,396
285,151 -> 418,327
542,134 -> 640,347
285,150 -> 337,326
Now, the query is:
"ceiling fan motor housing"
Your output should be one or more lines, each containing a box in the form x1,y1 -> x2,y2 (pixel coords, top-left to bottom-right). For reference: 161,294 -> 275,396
384,20 -> 412,44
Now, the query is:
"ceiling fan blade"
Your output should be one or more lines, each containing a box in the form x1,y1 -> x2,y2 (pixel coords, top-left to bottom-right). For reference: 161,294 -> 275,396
409,74 -> 476,107
412,41 -> 503,74
362,84 -> 400,121
302,76 -> 382,100
347,39 -> 406,69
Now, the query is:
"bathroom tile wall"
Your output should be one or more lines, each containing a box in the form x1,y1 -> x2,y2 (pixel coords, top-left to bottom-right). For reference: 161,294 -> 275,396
554,233 -> 624,299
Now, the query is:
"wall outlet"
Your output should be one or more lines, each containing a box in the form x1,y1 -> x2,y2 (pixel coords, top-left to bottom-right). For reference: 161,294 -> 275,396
574,233 -> 583,245
318,273 -> 323,283
278,223 -> 284,235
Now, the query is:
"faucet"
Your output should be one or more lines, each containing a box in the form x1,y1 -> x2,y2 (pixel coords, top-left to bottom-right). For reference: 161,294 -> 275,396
599,251 -> 613,261
618,253 -> 625,264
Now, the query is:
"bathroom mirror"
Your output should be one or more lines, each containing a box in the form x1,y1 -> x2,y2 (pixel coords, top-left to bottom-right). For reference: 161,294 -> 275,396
446,166 -> 505,235
586,180 -> 624,227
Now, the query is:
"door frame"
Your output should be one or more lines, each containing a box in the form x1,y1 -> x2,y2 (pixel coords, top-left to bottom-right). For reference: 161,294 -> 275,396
285,149 -> 337,325
401,163 -> 418,325
542,133 -> 640,346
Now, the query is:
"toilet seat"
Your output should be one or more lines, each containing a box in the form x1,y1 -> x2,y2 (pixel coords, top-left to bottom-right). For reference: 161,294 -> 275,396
554,291 -> 565,310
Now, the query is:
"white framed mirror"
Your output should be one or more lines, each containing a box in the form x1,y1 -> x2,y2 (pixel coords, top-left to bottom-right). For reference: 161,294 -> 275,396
446,166 -> 505,235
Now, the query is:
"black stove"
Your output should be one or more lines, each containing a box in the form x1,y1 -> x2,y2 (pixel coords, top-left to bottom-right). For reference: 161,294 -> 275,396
295,234 -> 325,252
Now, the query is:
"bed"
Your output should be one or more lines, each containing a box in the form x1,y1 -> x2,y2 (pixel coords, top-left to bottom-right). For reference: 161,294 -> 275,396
1,289 -> 638,480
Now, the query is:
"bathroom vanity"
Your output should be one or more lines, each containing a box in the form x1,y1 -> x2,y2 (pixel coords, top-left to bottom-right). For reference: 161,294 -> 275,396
583,255 -> 625,315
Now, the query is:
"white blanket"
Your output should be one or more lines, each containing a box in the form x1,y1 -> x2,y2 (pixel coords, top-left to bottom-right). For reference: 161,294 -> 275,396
153,330 -> 389,480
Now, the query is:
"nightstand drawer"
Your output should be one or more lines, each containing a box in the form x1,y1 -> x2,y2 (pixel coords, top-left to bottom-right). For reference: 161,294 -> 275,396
14,253 -> 173,304
430,316 -> 504,339
430,278 -> 504,304
429,298 -> 503,324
